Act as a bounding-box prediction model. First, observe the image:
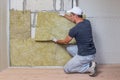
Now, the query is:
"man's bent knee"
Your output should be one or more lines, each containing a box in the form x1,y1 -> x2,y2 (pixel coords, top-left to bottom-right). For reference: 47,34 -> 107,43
64,67 -> 71,73
64,65 -> 74,73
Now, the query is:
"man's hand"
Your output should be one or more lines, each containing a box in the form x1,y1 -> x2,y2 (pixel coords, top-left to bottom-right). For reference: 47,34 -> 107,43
59,11 -> 66,16
52,38 -> 57,42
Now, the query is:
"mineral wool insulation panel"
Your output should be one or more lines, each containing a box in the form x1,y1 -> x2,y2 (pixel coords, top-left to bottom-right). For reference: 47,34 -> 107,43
10,10 -> 71,66
35,12 -> 76,43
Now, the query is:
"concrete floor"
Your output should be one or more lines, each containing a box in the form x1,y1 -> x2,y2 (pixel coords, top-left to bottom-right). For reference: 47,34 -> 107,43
0,64 -> 120,80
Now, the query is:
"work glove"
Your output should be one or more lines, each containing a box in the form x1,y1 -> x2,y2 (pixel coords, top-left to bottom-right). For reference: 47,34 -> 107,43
52,38 -> 57,42
59,11 -> 66,16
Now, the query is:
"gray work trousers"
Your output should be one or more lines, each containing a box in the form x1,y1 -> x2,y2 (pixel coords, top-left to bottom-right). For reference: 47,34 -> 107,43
64,45 -> 95,73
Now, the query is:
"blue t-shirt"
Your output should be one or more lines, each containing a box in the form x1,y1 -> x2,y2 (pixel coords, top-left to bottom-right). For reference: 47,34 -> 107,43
69,19 -> 96,56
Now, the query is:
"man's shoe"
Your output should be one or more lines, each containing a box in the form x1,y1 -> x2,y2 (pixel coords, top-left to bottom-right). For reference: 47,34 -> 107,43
89,61 -> 97,77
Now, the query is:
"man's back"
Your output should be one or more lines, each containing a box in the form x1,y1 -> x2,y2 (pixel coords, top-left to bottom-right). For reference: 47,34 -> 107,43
69,19 -> 96,56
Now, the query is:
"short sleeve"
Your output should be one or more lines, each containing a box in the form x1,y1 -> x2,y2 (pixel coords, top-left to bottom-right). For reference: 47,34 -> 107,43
69,28 -> 76,38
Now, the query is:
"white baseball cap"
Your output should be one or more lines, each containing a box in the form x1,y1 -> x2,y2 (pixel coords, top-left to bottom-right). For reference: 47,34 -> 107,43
67,7 -> 83,15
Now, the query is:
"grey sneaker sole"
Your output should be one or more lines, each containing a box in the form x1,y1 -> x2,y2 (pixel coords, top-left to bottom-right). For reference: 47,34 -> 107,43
89,62 -> 97,77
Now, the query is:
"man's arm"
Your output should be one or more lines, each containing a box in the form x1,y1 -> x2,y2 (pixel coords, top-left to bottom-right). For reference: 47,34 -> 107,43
55,35 -> 73,44
64,14 -> 72,21
59,12 -> 73,22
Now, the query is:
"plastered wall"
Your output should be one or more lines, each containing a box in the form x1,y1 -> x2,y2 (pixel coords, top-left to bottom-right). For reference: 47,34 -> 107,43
0,0 -> 9,71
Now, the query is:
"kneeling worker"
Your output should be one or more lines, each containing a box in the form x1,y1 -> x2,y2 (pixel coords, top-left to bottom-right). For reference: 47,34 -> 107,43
52,7 -> 97,77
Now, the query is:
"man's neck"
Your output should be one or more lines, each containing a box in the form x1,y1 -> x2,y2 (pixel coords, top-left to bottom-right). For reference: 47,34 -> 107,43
76,18 -> 84,24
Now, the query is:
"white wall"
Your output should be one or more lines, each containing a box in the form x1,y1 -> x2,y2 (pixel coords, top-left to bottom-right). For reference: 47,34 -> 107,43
79,0 -> 120,16
26,0 -> 54,11
79,0 -> 120,64
10,0 -> 73,11
9,0 -> 120,64
10,0 -> 60,11
0,0 -> 9,71
10,0 -> 24,10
